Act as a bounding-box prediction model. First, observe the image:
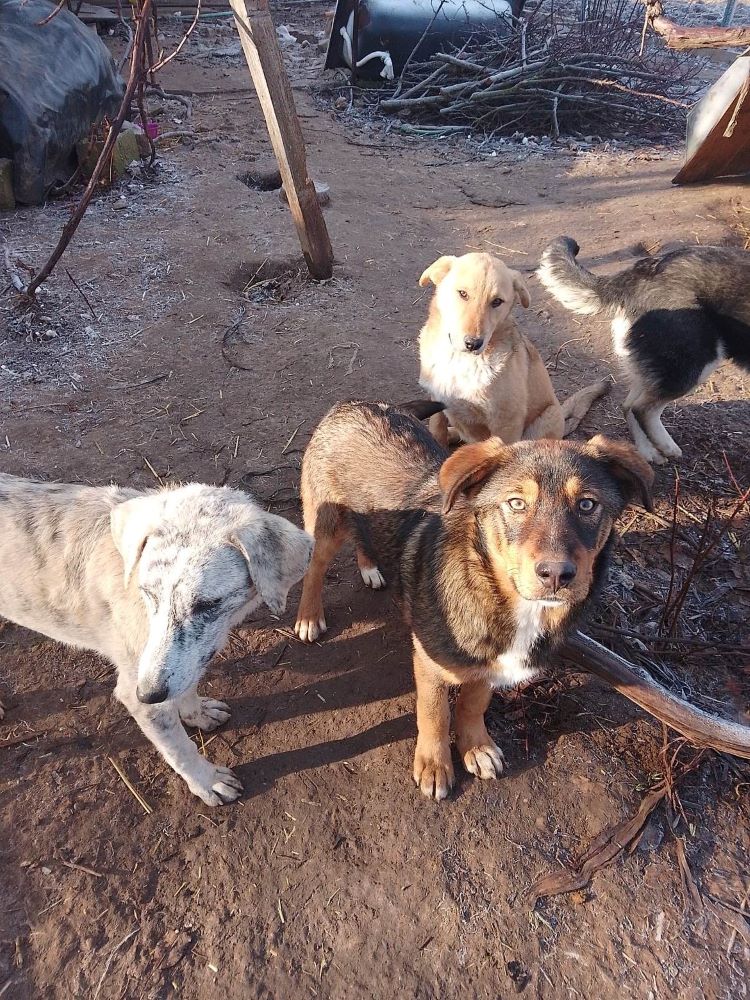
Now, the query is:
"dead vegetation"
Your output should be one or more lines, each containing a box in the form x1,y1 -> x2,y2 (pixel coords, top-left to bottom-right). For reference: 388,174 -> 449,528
369,0 -> 703,138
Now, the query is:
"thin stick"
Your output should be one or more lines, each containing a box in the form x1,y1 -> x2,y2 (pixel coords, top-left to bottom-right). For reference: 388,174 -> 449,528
65,269 -> 97,318
142,455 -> 165,487
152,0 -> 202,71
281,420 -> 305,455
25,0 -> 154,297
92,927 -> 140,1000
107,756 -> 153,814
61,859 -> 104,879
390,0 -> 446,100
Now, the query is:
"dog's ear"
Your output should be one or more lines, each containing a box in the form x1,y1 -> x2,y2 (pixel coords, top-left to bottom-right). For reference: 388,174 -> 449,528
419,255 -> 456,288
510,270 -> 531,308
231,511 -> 313,616
110,494 -> 165,587
439,439 -> 511,514
583,435 -> 654,512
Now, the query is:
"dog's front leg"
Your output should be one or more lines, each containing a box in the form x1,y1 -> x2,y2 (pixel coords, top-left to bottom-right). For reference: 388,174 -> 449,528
178,685 -> 232,732
454,679 -> 505,780
116,684 -> 242,806
412,638 -> 454,801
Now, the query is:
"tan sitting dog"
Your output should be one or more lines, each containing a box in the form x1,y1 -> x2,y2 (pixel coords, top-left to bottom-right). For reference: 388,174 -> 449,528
418,252 -> 608,447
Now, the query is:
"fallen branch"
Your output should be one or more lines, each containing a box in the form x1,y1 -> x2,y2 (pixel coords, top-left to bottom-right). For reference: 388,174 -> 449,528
564,631 -> 750,760
639,0 -> 750,50
528,779 -> 668,901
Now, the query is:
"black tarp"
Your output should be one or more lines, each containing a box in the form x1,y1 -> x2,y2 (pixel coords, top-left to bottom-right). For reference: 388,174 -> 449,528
0,0 -> 124,205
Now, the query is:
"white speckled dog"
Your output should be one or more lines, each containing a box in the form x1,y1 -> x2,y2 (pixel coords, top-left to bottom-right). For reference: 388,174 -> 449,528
0,475 -> 312,805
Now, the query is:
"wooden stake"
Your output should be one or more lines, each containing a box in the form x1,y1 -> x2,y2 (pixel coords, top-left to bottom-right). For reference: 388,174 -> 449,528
229,0 -> 334,279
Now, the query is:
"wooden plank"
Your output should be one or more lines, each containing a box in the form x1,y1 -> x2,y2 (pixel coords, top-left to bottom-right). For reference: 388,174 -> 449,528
228,0 -> 333,279
673,56 -> 750,184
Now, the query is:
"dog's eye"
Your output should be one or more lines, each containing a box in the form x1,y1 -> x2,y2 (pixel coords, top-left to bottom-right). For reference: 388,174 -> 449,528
490,297 -> 504,308
457,289 -> 469,300
507,498 -> 527,512
193,597 -> 222,616
578,498 -> 597,513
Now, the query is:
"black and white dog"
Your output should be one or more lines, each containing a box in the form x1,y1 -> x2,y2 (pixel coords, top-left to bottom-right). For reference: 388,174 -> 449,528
538,238 -> 750,464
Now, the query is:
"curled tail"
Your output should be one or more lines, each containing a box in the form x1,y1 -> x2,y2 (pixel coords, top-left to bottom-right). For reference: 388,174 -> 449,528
537,237 -> 608,316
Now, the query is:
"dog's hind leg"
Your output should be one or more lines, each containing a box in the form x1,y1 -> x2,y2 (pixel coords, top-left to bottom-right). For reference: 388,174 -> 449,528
636,402 -> 682,460
295,501 -> 347,643
115,681 -> 242,805
179,685 -> 231,731
622,388 -> 665,465
352,513 -> 386,590
356,548 -> 386,590
522,401 -> 565,442
454,679 -> 505,781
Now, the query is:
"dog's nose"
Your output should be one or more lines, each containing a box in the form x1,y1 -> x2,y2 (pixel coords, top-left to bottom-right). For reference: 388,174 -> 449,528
535,560 -> 577,592
464,336 -> 483,353
136,683 -> 169,704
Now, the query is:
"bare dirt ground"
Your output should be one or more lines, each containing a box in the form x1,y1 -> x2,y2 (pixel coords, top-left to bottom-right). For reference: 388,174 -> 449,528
1,3 -> 749,998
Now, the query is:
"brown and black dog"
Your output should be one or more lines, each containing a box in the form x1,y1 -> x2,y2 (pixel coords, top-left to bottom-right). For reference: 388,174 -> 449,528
294,401 -> 653,801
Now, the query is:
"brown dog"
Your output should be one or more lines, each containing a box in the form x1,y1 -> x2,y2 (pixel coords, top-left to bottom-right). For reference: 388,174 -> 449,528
418,252 -> 608,447
294,401 -> 652,800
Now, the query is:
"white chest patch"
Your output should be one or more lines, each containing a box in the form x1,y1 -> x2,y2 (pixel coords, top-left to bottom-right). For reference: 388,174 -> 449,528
420,344 -> 503,406
492,600 -> 551,688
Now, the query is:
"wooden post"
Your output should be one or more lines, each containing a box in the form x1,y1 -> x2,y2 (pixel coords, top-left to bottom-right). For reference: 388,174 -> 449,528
229,0 -> 334,279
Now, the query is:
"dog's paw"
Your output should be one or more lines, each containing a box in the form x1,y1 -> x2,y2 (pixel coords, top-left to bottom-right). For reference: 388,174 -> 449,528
660,442 -> 683,461
190,765 -> 243,806
462,742 -> 505,780
635,440 -> 666,465
295,614 -> 327,643
413,743 -> 454,801
181,698 -> 231,731
360,565 -> 386,590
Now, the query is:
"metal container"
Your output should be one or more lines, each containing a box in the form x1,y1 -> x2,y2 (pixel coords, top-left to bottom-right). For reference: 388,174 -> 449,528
325,0 -> 525,82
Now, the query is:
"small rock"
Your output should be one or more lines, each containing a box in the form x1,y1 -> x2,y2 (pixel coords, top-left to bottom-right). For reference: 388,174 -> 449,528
41,866 -> 52,875
127,314 -> 140,322
113,197 -> 127,210
77,130 -> 140,183
43,328 -> 58,340
276,24 -> 297,46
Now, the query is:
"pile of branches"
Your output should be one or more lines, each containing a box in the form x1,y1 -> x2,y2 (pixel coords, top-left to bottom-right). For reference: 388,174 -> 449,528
376,0 -> 702,138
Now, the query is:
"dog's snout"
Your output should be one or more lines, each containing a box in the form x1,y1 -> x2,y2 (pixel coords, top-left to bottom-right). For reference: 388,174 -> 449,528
136,682 -> 170,705
535,560 -> 577,592
464,336 -> 484,353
